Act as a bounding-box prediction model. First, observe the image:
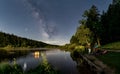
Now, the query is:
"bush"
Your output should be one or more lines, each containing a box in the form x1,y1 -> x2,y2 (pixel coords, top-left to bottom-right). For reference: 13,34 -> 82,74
0,63 -> 23,74
74,46 -> 85,52
68,44 -> 77,49
3,45 -> 14,50
0,63 -> 12,74
71,46 -> 85,57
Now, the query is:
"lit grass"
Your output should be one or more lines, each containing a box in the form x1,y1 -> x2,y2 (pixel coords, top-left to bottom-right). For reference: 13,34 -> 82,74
96,52 -> 120,74
101,42 -> 120,49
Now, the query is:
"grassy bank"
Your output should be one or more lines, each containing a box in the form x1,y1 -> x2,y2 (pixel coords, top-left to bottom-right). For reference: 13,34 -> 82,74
101,42 -> 120,49
0,45 -> 31,51
96,51 -> 120,74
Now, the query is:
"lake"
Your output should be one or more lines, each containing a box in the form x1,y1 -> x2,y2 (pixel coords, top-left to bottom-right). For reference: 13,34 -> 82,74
0,48 -> 94,74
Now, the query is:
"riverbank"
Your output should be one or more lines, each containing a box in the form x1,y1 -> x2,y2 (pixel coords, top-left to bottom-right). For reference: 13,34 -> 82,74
80,54 -> 115,74
96,51 -> 120,74
101,42 -> 120,50
96,42 -> 120,74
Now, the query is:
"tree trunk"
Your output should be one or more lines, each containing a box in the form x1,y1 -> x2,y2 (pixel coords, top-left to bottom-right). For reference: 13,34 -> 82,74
97,37 -> 101,46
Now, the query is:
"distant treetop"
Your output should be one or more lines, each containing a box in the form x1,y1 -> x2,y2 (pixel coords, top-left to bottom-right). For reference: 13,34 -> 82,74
113,0 -> 120,4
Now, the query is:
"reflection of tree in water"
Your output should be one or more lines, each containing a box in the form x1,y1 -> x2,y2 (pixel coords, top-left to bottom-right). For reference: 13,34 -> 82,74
0,49 -> 29,62
70,52 -> 95,74
27,52 -> 59,74
33,51 -> 51,71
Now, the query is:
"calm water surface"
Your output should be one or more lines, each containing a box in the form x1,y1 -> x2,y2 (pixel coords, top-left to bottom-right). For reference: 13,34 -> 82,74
11,49 -> 79,74
0,48 -> 94,74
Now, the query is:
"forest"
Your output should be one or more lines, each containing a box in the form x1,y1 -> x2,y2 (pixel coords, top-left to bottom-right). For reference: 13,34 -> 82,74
0,31 -> 56,48
70,1 -> 120,49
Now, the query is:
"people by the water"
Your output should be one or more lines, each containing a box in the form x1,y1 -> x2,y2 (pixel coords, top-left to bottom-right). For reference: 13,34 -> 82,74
87,43 -> 91,54
94,43 -> 99,52
92,43 -> 107,55
86,42 -> 107,55
88,48 -> 91,54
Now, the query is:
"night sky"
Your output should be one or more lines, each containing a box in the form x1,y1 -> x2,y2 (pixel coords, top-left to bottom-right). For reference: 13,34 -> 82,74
0,0 -> 112,45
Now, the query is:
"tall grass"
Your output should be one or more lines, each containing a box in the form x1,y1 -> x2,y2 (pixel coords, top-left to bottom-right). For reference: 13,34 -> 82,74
0,62 -> 59,74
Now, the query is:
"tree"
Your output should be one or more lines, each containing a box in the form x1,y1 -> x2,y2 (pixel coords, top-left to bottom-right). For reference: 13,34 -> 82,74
0,31 -> 51,48
70,35 -> 79,44
85,5 -> 102,46
70,19 -> 93,46
70,5 -> 103,50
76,24 -> 93,45
101,2 -> 120,44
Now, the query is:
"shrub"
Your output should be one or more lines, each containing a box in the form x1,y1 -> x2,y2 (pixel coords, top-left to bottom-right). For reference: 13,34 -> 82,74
68,44 -> 77,49
3,45 -> 14,50
74,45 -> 85,52
0,63 -> 23,74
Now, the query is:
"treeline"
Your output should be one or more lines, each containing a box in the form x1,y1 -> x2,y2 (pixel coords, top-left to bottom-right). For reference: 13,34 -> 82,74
101,2 -> 120,44
69,1 -> 120,49
0,32 -> 56,48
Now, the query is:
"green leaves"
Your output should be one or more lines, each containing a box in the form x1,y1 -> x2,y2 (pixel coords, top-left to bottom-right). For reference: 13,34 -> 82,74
0,32 -> 52,48
75,25 -> 93,45
70,5 -> 102,48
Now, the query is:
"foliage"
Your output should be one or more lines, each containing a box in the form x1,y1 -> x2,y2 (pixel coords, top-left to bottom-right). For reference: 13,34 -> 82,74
71,2 -> 120,48
0,32 -> 56,48
3,45 -> 14,50
70,36 -> 79,44
85,5 -> 102,46
101,42 -> 120,49
27,63 -> 59,74
70,5 -> 100,48
100,2 -> 120,44
75,24 -> 93,45
71,45 -> 86,56
70,19 -> 93,45
0,63 -> 23,74
0,62 -> 59,74
74,45 -> 85,52
68,44 -> 77,50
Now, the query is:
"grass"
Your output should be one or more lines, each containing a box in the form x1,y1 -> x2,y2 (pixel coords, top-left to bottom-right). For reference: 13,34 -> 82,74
27,63 -> 59,74
101,42 -> 120,49
0,62 -> 23,74
0,62 -> 59,74
96,51 -> 120,74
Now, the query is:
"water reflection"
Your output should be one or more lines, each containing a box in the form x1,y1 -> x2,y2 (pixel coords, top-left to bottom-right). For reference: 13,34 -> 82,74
23,62 -> 27,71
0,49 -> 94,74
70,51 -> 95,74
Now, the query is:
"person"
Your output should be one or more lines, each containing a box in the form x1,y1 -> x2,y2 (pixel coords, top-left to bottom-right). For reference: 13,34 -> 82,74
88,48 -> 91,54
94,43 -> 99,52
88,43 -> 91,54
